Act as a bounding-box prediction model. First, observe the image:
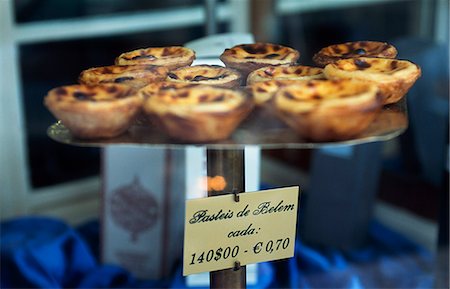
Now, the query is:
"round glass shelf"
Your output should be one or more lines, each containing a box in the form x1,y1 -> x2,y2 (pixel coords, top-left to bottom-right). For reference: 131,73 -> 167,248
47,99 -> 407,150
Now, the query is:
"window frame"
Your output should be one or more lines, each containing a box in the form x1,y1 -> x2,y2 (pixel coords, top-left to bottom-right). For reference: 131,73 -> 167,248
0,0 -> 249,223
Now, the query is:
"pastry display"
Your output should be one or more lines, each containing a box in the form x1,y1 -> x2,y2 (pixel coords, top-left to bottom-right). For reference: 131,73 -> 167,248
247,65 -> 324,85
79,65 -> 168,89
273,79 -> 381,141
143,85 -> 253,142
44,41 -> 414,144
44,84 -> 142,139
220,43 -> 300,80
115,46 -> 195,70
313,41 -> 397,67
323,57 -> 421,104
166,65 -> 241,88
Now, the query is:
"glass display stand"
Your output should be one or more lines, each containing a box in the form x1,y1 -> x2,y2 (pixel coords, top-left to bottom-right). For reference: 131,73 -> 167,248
47,99 -> 407,150
47,100 -> 407,289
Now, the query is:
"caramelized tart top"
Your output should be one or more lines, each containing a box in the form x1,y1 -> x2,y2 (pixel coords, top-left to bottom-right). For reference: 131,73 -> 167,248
249,79 -> 309,105
220,43 -> 300,65
324,57 -> 421,82
138,81 -> 199,100
46,84 -> 136,103
313,41 -> 397,67
115,46 -> 195,68
166,65 -> 241,84
275,79 -> 380,113
79,65 -> 168,85
144,86 -> 249,115
247,65 -> 324,84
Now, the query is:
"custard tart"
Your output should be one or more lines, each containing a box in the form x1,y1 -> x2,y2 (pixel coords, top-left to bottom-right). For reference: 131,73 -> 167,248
44,84 -> 142,139
313,41 -> 397,67
247,65 -> 324,85
115,46 -> 195,70
139,81 -> 199,100
79,65 -> 168,89
274,79 -> 381,141
246,79 -> 304,129
166,65 -> 241,88
143,86 -> 253,142
220,43 -> 300,80
249,79 -> 306,106
324,57 -> 421,104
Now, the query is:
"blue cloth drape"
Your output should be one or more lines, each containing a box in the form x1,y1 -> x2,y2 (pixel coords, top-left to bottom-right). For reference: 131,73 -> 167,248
1,217 -> 165,288
1,217 -> 437,288
288,222 -> 434,288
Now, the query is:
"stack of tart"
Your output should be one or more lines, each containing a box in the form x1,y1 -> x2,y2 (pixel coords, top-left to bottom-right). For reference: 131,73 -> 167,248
44,40 -> 420,142
314,41 -> 421,105
245,40 -> 420,140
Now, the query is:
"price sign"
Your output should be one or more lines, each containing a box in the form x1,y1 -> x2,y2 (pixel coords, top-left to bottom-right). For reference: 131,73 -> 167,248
183,186 -> 299,276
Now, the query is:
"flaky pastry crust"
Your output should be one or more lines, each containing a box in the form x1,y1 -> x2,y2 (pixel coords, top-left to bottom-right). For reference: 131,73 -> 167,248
144,86 -> 253,142
44,84 -> 142,139
313,41 -> 398,67
115,46 -> 195,70
79,65 -> 168,89
220,43 -> 300,80
274,79 -> 381,141
166,65 -> 241,88
247,65 -> 324,85
324,57 -> 421,104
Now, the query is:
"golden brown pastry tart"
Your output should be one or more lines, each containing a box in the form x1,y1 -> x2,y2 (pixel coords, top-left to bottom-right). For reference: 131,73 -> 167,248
273,79 -> 381,141
139,81 -> 199,100
247,65 -> 324,85
79,65 -> 168,89
313,41 -> 398,67
324,57 -> 421,104
137,81 -> 201,126
220,43 -> 300,80
115,46 -> 195,70
249,79 -> 306,106
44,84 -> 142,139
166,65 -> 242,88
143,86 -> 253,142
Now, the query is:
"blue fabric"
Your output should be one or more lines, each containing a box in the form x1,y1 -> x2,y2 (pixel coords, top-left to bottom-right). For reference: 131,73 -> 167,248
0,217 -> 166,288
1,217 -> 96,288
1,217 -> 439,288
288,221 -> 435,289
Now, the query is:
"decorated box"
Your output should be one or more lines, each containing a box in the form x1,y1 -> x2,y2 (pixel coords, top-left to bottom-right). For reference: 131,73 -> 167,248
101,146 -> 187,279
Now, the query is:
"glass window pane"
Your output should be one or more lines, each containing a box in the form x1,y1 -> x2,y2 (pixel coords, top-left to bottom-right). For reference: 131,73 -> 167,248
21,27 -> 204,188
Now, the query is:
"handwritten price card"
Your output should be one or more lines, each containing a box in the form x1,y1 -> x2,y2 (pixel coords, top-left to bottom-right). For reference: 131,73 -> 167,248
183,186 -> 299,276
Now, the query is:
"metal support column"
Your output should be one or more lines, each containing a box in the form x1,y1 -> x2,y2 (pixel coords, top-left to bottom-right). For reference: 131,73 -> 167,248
207,149 -> 246,289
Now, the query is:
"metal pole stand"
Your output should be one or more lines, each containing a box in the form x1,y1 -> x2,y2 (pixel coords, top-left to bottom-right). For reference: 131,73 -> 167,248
207,149 -> 246,289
